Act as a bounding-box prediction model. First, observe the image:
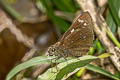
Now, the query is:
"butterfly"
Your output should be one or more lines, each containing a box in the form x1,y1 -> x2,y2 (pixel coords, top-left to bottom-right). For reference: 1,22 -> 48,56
47,12 -> 94,59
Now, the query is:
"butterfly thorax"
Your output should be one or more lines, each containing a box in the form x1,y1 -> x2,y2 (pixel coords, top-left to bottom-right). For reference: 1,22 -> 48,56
48,42 -> 70,58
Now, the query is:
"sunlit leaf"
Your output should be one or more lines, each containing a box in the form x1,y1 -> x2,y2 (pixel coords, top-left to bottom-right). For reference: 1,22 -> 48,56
37,55 -> 98,80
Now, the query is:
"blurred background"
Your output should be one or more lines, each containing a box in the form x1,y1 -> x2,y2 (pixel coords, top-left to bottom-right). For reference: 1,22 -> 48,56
0,0 -> 120,80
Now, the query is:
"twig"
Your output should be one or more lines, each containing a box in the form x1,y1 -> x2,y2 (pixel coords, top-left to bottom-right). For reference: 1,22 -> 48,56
0,9 -> 35,48
21,48 -> 37,62
32,64 -> 50,78
77,0 -> 120,71
0,9 -> 37,60
97,0 -> 107,8
32,51 -> 50,78
0,9 -> 39,79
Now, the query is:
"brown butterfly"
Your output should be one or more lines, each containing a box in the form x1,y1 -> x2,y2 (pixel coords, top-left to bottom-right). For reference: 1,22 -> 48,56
47,12 -> 94,59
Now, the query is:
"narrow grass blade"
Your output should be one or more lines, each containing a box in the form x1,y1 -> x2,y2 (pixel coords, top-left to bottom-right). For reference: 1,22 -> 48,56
6,56 -> 55,80
85,64 -> 120,80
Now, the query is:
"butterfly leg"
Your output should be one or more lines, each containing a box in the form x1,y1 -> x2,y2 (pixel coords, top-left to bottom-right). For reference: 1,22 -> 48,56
50,58 -> 59,73
55,59 -> 59,72
60,53 -> 69,65
50,59 -> 55,73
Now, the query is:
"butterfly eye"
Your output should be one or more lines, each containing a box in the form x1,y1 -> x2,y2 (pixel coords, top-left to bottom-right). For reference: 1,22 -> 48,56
51,48 -> 56,52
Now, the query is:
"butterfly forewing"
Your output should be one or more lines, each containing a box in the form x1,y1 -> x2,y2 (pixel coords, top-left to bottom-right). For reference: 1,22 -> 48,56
48,12 -> 94,58
59,12 -> 94,57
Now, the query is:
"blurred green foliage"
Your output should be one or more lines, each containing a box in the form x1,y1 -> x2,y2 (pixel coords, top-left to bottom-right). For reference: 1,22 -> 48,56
52,0 -> 77,12
37,0 -> 71,32
108,0 -> 120,27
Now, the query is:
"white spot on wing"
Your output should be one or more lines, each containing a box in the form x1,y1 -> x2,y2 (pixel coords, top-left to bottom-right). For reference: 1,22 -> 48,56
83,23 -> 88,26
78,19 -> 84,23
71,29 -> 75,33
83,36 -> 86,39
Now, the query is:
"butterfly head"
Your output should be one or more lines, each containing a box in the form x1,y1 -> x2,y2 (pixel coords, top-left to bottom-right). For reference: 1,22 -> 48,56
47,42 -> 61,57
47,45 -> 57,56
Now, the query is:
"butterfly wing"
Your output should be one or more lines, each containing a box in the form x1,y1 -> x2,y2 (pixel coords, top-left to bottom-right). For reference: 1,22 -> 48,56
59,12 -> 94,57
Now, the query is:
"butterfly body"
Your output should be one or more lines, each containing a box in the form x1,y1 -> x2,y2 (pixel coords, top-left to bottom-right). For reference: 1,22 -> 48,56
48,12 -> 94,59
48,42 -> 71,58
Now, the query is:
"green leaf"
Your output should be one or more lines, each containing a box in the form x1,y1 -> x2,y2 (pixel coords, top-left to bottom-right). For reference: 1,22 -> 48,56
98,53 -> 111,59
106,29 -> 120,48
85,64 -> 120,80
88,39 -> 105,55
52,0 -> 77,13
88,39 -> 98,55
36,0 -> 46,13
76,67 -> 85,77
108,0 -> 120,27
96,40 -> 105,54
106,11 -> 117,33
37,55 -> 98,80
6,56 -> 55,80
88,47 -> 95,55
